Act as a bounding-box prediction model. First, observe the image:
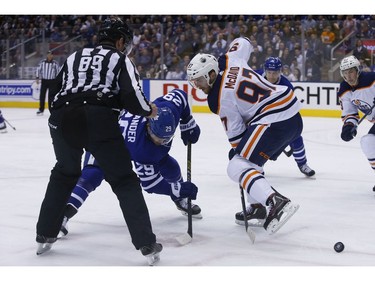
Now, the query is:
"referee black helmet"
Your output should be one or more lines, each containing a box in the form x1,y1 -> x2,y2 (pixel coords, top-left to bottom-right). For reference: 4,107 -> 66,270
98,17 -> 133,54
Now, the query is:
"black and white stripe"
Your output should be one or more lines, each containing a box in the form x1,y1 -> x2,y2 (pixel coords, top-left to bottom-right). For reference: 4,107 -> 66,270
36,59 -> 60,80
60,47 -> 122,95
54,45 -> 152,114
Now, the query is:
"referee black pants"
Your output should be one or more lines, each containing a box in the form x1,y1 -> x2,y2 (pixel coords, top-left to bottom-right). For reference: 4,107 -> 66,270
36,103 -> 156,249
38,79 -> 55,112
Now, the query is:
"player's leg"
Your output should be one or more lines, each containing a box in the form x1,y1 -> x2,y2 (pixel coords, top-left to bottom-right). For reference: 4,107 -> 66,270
360,124 -> 375,191
0,110 -> 7,133
36,106 -> 85,254
86,106 -> 158,252
59,152 -> 104,237
289,135 -> 316,177
231,113 -> 302,233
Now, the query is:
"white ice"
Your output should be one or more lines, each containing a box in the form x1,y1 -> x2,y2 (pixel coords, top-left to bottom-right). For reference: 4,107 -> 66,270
0,108 -> 374,279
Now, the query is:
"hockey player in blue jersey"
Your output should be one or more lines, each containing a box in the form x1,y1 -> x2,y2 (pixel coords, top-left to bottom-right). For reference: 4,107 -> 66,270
59,88 -> 201,237
260,57 -> 315,177
0,110 -> 7,133
338,55 -> 375,192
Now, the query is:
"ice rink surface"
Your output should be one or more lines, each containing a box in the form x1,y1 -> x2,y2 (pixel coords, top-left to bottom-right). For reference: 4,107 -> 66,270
1,108 -> 374,279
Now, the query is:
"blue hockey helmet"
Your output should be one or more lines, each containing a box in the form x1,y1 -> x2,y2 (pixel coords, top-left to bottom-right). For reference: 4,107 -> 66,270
149,107 -> 176,145
264,57 -> 283,71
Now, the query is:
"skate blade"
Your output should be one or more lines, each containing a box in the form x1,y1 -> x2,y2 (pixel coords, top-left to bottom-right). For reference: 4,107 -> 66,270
180,211 -> 203,219
146,252 -> 161,266
266,203 -> 300,235
235,219 -> 265,227
36,242 -> 53,255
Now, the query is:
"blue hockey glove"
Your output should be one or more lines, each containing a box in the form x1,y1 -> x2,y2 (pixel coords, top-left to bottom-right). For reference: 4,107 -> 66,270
180,115 -> 200,145
341,122 -> 357,142
170,181 -> 198,201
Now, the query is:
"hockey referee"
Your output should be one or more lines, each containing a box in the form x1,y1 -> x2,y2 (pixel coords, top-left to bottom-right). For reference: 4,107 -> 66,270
35,16 -> 163,264
35,50 -> 60,115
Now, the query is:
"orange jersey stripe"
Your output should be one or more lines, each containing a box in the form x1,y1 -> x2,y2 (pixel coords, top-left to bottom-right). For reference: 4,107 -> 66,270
261,90 -> 294,113
243,125 -> 267,158
242,170 -> 260,188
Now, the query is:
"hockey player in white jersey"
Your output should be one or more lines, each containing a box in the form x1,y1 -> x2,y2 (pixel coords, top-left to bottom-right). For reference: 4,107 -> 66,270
187,37 -> 300,235
338,55 -> 375,192
234,56 -> 316,226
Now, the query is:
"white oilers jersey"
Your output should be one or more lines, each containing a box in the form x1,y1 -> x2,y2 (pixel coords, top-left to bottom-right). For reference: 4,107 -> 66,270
208,37 -> 301,147
337,72 -> 375,124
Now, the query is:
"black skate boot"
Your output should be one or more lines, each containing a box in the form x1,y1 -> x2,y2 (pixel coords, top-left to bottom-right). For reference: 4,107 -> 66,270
140,242 -> 163,266
235,203 -> 267,226
58,216 -> 69,238
58,204 -> 78,238
36,235 -> 57,255
298,163 -> 315,177
174,198 -> 202,219
0,122 -> 7,134
263,193 -> 299,234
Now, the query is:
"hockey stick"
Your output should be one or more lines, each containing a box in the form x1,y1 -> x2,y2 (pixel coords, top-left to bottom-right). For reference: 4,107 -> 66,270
175,142 -> 193,245
4,118 -> 16,130
187,142 -> 193,237
358,101 -> 375,126
239,184 -> 256,244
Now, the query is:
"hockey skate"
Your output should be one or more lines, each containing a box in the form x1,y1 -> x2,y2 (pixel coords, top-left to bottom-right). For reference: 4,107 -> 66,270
140,242 -> 163,266
0,122 -> 7,133
36,235 -> 57,255
174,198 -> 202,219
298,164 -> 315,177
58,204 -> 77,238
263,193 -> 299,235
58,216 -> 69,238
36,110 -> 44,116
235,203 -> 267,227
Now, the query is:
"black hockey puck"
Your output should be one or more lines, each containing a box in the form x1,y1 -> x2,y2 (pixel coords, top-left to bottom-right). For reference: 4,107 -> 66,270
372,185 -> 375,192
334,242 -> 345,253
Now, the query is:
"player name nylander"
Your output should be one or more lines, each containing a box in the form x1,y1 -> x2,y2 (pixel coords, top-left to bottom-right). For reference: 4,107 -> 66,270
126,115 -> 142,143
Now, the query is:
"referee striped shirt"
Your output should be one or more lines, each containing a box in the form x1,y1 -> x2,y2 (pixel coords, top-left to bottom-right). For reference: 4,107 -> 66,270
36,59 -> 60,80
52,45 -> 152,115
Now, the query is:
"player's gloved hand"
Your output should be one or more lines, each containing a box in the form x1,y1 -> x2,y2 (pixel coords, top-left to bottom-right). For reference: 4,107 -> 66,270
170,181 -> 198,201
341,122 -> 357,142
180,115 -> 200,145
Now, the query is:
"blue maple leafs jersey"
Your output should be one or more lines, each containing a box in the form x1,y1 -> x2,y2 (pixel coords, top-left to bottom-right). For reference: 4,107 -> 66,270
119,88 -> 192,194
257,69 -> 294,90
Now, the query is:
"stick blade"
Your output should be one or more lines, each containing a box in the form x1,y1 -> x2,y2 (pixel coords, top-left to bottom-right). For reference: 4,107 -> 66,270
246,228 -> 256,244
175,233 -> 192,245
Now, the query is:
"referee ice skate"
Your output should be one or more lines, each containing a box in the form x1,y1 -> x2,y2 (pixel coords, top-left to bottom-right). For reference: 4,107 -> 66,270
35,16 -> 162,265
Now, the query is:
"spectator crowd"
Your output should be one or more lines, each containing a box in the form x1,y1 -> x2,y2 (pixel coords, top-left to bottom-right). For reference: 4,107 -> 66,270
1,15 -> 375,81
